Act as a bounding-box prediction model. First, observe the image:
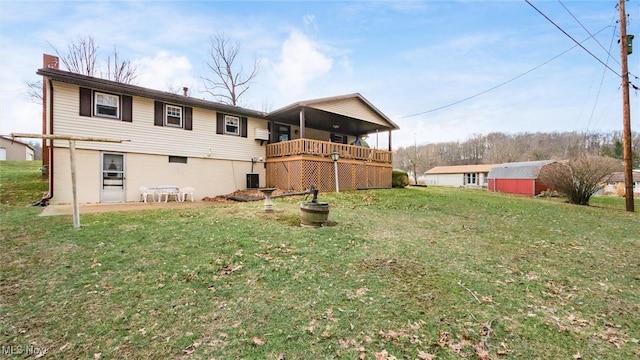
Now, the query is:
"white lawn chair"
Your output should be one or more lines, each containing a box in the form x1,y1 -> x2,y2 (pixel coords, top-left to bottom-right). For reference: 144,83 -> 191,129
179,187 -> 195,202
139,186 -> 156,203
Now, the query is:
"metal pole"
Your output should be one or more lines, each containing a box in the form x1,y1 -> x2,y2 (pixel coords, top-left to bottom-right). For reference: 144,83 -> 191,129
619,0 -> 635,212
69,140 -> 80,229
334,160 -> 339,193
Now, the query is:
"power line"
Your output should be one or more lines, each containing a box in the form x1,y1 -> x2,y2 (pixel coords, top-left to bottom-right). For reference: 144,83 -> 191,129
401,26 -> 611,119
558,0 -> 620,68
525,0 -> 620,77
585,18 -> 618,133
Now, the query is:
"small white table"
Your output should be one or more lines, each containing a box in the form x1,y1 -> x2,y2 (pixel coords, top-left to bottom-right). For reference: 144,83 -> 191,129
147,186 -> 180,202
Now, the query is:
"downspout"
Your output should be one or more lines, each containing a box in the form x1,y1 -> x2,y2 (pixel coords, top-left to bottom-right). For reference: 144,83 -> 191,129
42,78 -> 54,202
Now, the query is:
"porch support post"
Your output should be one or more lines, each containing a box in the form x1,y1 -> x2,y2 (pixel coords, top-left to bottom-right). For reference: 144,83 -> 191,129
299,108 -> 306,138
388,130 -> 392,151
270,120 -> 277,143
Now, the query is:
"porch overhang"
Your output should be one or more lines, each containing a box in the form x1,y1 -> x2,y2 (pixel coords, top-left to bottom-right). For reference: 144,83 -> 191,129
266,106 -> 392,135
265,93 -> 399,139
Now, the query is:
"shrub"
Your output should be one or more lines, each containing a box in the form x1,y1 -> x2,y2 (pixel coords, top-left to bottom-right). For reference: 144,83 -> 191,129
538,155 -> 622,205
392,170 -> 409,188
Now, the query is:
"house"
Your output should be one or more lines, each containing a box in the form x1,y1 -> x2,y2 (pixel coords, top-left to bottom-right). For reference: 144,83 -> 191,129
37,54 -> 398,205
487,160 -> 556,196
602,171 -> 640,195
420,164 -> 497,188
0,136 -> 35,161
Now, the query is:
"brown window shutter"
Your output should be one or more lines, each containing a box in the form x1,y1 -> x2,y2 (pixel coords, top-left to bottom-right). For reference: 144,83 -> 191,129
154,101 -> 164,126
342,135 -> 348,144
79,87 -> 92,117
216,113 -> 224,134
241,117 -> 248,138
184,107 -> 193,130
121,95 -> 132,122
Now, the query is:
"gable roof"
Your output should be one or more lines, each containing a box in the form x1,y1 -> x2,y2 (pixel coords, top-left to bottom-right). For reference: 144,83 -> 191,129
37,68 -> 266,119
0,136 -> 35,151
424,164 -> 497,175
487,160 -> 555,180
266,93 -> 399,135
37,68 -> 400,136
606,171 -> 640,182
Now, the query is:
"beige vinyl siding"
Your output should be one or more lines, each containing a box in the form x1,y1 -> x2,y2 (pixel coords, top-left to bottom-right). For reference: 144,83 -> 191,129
51,82 -> 266,161
286,125 -> 353,144
310,97 -> 388,127
51,148 -> 265,205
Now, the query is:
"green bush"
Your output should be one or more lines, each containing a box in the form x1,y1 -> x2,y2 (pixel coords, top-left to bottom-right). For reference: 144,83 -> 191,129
392,170 -> 409,188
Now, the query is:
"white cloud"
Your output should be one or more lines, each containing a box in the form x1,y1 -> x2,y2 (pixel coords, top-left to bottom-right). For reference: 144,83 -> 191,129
272,30 -> 333,97
134,52 -> 195,93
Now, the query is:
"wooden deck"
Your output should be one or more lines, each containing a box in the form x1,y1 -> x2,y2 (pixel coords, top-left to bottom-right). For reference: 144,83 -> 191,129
266,138 -> 392,164
265,139 -> 392,192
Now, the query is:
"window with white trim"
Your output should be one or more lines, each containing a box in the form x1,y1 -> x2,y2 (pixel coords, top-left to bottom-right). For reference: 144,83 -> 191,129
225,115 -> 240,135
95,92 -> 119,118
465,173 -> 478,185
165,104 -> 183,127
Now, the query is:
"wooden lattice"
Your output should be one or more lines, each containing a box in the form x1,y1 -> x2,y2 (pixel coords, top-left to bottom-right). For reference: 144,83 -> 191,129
266,157 -> 391,191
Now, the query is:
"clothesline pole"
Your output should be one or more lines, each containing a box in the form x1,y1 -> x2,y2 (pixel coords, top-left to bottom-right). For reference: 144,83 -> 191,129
10,132 -> 127,230
69,140 -> 80,229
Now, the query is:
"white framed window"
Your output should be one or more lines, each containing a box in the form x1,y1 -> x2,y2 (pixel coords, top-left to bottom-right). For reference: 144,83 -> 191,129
95,92 -> 119,118
225,115 -> 240,135
465,173 -> 477,185
165,104 -> 183,127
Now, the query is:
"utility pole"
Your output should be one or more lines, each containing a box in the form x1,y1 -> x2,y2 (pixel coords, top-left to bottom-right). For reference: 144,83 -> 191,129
619,0 -> 635,212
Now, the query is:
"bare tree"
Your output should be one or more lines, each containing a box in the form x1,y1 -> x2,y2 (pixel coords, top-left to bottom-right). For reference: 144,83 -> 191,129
27,140 -> 42,160
203,33 -> 259,105
24,80 -> 43,103
538,155 -> 622,205
103,46 -> 138,84
48,36 -> 137,84
49,36 -> 98,76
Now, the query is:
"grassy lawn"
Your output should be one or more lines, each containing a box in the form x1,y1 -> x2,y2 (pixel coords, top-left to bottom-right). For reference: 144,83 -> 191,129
0,161 -> 47,205
1,162 -> 639,359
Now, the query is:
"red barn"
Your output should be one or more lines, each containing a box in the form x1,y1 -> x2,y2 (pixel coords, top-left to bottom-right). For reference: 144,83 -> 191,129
487,160 -> 556,196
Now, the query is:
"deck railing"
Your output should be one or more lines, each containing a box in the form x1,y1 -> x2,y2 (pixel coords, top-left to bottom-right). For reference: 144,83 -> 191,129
266,138 -> 392,164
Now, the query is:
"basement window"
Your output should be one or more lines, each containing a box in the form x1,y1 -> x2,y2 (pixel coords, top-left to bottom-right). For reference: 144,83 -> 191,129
94,92 -> 119,118
168,156 -> 187,164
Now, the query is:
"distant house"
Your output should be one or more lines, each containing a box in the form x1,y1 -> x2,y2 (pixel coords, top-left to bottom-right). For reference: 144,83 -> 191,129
420,164 -> 497,188
0,136 -> 35,161
602,171 -> 640,195
487,160 -> 556,196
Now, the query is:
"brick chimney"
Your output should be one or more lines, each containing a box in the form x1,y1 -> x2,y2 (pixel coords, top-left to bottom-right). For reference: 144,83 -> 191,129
183,87 -> 189,97
41,54 -> 59,176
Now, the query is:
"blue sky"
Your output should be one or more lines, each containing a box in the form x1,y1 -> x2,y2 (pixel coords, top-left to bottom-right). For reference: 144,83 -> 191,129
1,0 -> 638,149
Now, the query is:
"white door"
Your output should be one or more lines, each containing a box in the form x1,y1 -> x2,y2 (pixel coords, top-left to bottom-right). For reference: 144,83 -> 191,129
101,152 -> 125,202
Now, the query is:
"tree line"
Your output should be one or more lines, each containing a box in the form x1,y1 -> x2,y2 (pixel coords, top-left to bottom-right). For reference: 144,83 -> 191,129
393,131 -> 640,174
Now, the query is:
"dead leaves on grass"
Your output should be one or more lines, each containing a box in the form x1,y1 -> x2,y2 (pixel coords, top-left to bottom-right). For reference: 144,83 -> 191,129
218,264 -> 243,276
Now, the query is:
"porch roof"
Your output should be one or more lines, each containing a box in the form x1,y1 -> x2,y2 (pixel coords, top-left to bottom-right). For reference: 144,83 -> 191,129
265,93 -> 399,136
